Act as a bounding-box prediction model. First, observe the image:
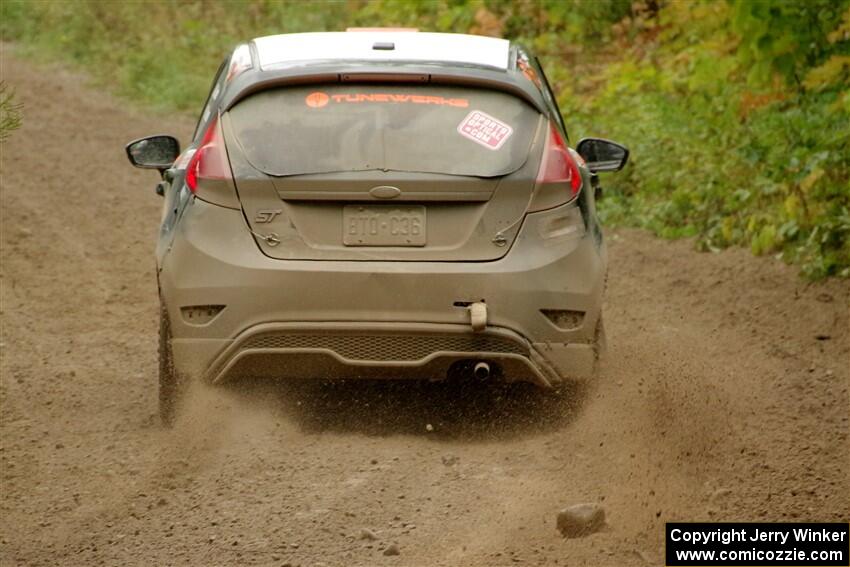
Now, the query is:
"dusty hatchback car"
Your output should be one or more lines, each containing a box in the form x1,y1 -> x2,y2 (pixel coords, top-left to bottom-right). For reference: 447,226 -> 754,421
126,31 -> 628,424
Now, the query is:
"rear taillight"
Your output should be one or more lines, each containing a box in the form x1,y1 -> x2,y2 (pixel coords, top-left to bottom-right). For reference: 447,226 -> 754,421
537,123 -> 582,198
185,116 -> 232,193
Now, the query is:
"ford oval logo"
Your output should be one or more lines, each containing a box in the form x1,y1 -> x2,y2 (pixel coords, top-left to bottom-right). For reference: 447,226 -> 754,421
369,185 -> 402,199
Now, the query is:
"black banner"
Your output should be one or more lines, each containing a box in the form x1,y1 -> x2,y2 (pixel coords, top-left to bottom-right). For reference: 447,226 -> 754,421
666,523 -> 849,566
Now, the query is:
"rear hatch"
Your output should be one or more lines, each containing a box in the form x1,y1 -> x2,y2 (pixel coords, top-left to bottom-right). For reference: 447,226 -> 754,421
223,83 -> 544,261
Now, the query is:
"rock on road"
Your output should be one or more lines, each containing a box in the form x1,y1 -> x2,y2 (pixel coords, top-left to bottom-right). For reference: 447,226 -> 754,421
1,48 -> 848,566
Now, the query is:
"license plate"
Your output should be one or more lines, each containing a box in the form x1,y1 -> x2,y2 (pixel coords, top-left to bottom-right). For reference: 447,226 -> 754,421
343,205 -> 426,246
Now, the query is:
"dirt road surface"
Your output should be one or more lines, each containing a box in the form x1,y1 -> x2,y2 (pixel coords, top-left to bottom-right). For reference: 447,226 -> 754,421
1,48 -> 848,566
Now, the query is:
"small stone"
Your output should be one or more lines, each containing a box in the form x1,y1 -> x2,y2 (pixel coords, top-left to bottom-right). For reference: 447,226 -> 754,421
383,543 -> 400,556
425,424 -> 434,432
556,503 -> 605,538
358,528 -> 378,541
441,455 -> 459,466
815,334 -> 831,341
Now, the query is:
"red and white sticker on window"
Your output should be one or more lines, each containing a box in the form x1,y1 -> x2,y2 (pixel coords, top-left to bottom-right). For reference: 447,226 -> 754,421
456,110 -> 513,151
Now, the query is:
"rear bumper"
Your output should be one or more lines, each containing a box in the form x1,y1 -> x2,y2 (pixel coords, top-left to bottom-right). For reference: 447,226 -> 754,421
161,198 -> 606,386
203,321 -> 559,387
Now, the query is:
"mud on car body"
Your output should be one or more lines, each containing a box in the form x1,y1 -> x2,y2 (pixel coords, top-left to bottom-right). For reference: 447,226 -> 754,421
125,31 -> 629,425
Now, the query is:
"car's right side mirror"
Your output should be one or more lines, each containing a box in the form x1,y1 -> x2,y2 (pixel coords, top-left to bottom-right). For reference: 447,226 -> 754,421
576,138 -> 629,173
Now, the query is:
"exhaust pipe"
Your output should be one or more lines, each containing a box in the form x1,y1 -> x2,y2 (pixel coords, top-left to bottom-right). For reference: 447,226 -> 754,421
473,361 -> 491,380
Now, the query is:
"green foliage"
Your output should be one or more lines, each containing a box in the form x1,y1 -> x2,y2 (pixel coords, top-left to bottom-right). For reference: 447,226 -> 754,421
2,0 -> 847,277
0,0 -> 356,111
732,0 -> 847,87
0,82 -> 23,142
563,0 -> 850,278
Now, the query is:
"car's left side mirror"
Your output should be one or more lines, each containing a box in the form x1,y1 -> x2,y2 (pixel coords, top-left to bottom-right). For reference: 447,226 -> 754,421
576,138 -> 629,173
125,135 -> 180,171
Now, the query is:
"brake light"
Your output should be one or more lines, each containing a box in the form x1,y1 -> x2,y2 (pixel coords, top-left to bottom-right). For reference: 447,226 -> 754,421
537,123 -> 582,198
185,116 -> 231,193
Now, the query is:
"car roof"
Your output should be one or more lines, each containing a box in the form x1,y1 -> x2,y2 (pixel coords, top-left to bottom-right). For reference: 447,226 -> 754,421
251,32 -> 512,71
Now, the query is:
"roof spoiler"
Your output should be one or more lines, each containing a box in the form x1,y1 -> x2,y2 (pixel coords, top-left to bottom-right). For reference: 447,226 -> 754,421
221,66 -> 548,116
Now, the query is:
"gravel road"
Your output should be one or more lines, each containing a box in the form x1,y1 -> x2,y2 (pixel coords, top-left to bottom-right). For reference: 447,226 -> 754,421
1,49 -> 848,566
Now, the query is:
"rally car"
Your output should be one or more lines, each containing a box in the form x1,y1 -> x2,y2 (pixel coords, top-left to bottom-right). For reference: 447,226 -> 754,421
125,30 -> 629,424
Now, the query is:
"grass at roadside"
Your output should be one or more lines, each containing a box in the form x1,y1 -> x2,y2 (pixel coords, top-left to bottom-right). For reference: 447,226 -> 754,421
2,0 -> 847,277
0,81 -> 23,142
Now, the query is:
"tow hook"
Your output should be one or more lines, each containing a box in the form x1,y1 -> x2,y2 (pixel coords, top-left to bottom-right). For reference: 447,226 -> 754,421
468,301 -> 487,331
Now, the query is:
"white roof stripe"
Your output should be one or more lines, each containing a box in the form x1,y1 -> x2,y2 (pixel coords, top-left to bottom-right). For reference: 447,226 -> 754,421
252,32 -> 511,71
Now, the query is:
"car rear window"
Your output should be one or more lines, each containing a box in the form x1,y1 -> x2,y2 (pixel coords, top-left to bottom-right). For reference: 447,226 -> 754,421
226,84 -> 540,178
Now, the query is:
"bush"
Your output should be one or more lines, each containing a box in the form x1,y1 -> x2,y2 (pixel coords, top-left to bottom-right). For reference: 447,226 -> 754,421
561,0 -> 850,278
